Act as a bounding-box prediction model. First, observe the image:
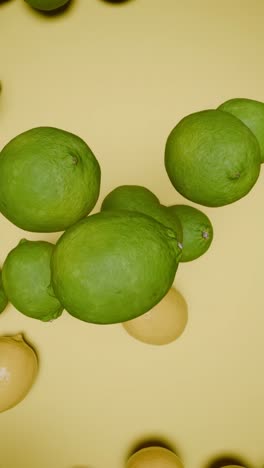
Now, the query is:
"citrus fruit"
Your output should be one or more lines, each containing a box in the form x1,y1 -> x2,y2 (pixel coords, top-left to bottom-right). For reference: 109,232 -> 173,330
0,269 -> 8,314
24,0 -> 70,11
126,446 -> 184,468
123,287 -> 188,345
0,127 -> 100,232
101,185 -> 183,243
2,239 -> 63,321
218,97 -> 264,162
165,109 -> 261,207
167,204 -> 213,262
0,333 -> 38,413
51,211 -> 182,324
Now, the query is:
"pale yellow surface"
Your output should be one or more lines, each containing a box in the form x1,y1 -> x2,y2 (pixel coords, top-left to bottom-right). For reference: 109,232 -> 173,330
0,1 -> 264,467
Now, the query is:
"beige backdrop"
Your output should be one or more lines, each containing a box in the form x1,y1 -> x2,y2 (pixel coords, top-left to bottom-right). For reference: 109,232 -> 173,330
0,0 -> 264,467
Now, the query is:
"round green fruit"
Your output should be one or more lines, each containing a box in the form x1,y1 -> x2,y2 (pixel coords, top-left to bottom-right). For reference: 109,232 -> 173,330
165,109 -> 261,207
24,0 -> 70,11
101,185 -> 183,243
0,269 -> 8,314
2,239 -> 63,321
168,204 -> 213,262
51,211 -> 182,324
0,127 -> 100,232
218,97 -> 264,162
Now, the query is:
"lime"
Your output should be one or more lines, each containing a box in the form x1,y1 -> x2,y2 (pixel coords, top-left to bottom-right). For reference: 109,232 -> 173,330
2,239 -> 63,321
168,204 -> 213,262
165,109 -> 261,207
101,185 -> 183,243
0,127 -> 101,232
24,0 -> 70,11
51,211 -> 182,324
0,269 -> 8,314
218,97 -> 264,162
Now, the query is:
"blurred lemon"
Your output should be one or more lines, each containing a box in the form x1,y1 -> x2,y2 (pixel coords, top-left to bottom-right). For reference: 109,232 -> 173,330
0,334 -> 38,412
123,287 -> 188,345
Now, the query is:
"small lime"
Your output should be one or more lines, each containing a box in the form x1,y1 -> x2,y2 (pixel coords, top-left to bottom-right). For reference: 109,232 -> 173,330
101,185 -> 183,243
218,97 -> 264,162
2,239 -> 63,321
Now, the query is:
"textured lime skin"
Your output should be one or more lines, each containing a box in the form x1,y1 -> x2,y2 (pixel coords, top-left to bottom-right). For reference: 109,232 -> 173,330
218,98 -> 264,163
2,240 -> 63,321
24,0 -> 70,11
165,109 -> 261,207
0,127 -> 101,232
0,269 -> 8,314
168,205 -> 213,262
101,185 -> 183,243
51,211 -> 182,324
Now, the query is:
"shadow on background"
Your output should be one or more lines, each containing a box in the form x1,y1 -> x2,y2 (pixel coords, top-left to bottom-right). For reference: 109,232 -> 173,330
204,452 -> 253,468
100,0 -> 134,5
125,433 -> 183,462
23,0 -> 76,18
71,465 -> 93,468
0,0 -> 13,6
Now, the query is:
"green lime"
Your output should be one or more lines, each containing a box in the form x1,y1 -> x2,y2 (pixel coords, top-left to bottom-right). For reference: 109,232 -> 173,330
218,98 -> 264,163
101,185 -> 183,243
51,211 -> 182,324
0,269 -> 8,314
24,0 -> 70,11
168,205 -> 213,262
2,239 -> 63,321
0,127 -> 101,232
165,109 -> 261,207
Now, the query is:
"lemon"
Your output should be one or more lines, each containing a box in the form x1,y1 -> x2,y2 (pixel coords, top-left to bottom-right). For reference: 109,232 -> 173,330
126,447 -> 184,468
0,334 -> 38,413
123,287 -> 188,345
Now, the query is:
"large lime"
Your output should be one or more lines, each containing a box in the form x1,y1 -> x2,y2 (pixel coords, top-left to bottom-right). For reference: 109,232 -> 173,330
2,239 -> 63,321
0,269 -> 8,314
24,0 -> 70,11
168,204 -> 213,262
218,97 -> 264,162
0,127 -> 100,232
165,109 -> 261,207
51,211 -> 182,324
101,185 -> 183,243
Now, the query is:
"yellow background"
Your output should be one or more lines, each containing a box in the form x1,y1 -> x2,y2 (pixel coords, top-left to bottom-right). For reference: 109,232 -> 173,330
0,0 -> 264,467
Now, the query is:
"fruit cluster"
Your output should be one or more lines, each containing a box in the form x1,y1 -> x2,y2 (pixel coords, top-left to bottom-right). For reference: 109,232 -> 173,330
1,98 -> 263,331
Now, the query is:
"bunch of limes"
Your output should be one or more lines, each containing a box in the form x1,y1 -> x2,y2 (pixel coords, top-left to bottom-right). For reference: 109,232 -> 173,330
0,97 -> 263,326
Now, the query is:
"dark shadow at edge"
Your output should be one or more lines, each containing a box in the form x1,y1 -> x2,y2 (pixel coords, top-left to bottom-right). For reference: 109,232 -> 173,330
99,0 -> 134,6
204,453 -> 253,468
125,434 -> 183,463
0,0 -> 14,6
